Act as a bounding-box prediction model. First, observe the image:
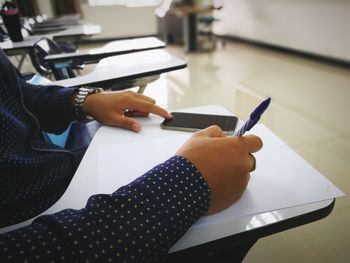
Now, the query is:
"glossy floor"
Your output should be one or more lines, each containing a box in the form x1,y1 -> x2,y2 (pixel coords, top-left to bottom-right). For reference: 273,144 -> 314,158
142,41 -> 350,263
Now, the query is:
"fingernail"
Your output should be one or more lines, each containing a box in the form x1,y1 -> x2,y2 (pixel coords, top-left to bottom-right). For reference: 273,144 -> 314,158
132,123 -> 141,132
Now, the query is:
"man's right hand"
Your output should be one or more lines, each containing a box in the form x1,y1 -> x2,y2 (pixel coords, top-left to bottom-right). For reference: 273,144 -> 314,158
176,125 -> 263,214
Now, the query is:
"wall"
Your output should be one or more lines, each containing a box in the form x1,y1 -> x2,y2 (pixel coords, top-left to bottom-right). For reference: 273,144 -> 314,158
37,0 -> 54,17
37,1 -> 158,39
213,0 -> 350,62
81,4 -> 157,39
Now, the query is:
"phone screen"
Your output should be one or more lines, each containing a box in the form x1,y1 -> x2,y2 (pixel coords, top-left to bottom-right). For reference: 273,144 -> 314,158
161,112 -> 238,134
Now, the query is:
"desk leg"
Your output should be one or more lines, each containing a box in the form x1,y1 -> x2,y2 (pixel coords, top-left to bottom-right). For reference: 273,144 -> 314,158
16,54 -> 27,71
137,84 -> 147,94
184,14 -> 197,52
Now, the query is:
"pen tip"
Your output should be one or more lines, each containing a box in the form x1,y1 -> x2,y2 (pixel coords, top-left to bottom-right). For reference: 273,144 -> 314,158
262,97 -> 271,108
250,97 -> 271,119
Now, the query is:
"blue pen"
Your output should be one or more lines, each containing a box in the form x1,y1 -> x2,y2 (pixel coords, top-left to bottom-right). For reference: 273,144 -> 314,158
236,97 -> 271,136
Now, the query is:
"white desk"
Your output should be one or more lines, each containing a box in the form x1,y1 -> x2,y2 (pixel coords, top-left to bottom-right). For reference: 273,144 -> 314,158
38,105 -> 341,255
0,35 -> 55,70
33,14 -> 81,27
0,24 -> 101,52
49,24 -> 101,39
0,35 -> 50,51
0,23 -> 100,70
52,49 -> 187,91
44,37 -> 166,65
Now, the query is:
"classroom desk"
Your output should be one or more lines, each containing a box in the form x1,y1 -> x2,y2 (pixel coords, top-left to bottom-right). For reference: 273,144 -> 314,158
0,35 -> 49,52
45,105 -> 338,259
167,5 -> 218,52
0,105 -> 340,260
44,37 -> 166,65
0,24 -> 101,52
0,35 -> 54,70
44,24 -> 101,39
32,14 -> 81,28
51,49 -> 187,92
0,24 -> 97,71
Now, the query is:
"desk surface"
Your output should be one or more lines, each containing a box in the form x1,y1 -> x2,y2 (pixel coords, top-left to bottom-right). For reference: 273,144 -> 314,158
51,49 -> 187,89
0,105 -> 339,253
44,37 -> 165,64
0,24 -> 101,52
42,105 -> 339,254
32,15 -> 81,28
0,35 -> 49,51
50,24 -> 101,39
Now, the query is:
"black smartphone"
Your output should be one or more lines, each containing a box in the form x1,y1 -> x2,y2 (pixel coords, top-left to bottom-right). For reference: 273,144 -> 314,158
161,112 -> 238,135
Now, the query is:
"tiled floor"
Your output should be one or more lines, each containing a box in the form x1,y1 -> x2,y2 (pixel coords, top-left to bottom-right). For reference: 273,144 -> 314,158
19,38 -> 350,262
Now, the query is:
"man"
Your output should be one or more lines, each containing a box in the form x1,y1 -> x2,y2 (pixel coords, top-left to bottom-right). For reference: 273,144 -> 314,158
0,49 -> 262,261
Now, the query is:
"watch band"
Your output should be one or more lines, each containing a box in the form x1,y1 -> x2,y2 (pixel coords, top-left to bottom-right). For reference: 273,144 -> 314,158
74,87 -> 103,120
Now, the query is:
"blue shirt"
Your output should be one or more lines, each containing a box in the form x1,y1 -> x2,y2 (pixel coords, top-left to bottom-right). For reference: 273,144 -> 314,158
0,49 -> 211,262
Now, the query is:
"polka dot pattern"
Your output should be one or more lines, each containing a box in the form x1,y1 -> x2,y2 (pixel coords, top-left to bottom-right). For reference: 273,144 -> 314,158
0,50 -> 212,261
0,49 -> 78,227
0,156 -> 211,262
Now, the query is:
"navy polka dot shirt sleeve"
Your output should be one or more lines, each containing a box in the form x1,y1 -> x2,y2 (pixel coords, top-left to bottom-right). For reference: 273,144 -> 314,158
0,49 -> 78,227
0,156 -> 211,262
20,77 -> 78,134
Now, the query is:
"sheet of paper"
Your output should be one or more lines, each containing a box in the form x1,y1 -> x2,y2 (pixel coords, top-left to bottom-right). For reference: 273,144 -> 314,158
97,124 -> 344,225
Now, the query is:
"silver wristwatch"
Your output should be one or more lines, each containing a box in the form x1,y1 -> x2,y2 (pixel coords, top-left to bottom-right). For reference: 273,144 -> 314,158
74,87 -> 103,120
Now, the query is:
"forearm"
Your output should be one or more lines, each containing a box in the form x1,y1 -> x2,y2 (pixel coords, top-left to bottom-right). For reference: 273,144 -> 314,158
20,78 -> 78,133
0,156 -> 210,262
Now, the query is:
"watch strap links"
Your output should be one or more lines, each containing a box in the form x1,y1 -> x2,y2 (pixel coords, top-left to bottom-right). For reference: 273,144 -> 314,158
74,87 -> 103,120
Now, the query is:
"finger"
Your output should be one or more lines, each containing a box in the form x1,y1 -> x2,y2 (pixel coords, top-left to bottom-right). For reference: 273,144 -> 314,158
132,92 -> 156,104
149,104 -> 172,119
240,134 -> 263,153
247,173 -> 251,182
114,115 -> 141,132
128,99 -> 172,119
115,90 -> 156,104
194,125 -> 226,138
124,110 -> 149,117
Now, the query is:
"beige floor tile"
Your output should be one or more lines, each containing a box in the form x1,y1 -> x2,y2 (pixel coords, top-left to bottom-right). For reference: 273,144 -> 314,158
294,206 -> 350,263
243,230 -> 325,263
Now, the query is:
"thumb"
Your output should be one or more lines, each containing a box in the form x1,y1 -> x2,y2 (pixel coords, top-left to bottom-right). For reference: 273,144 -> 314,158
194,125 -> 226,138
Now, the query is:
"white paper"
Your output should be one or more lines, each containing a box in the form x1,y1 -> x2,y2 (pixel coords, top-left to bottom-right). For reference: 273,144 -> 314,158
97,124 -> 344,226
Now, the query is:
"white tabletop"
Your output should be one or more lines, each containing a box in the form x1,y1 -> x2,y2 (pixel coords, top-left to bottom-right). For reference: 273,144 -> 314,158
0,35 -> 50,50
50,24 -> 101,38
52,49 -> 186,88
0,24 -> 100,51
44,37 -> 165,63
48,105 -> 339,252
0,105 -> 338,252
